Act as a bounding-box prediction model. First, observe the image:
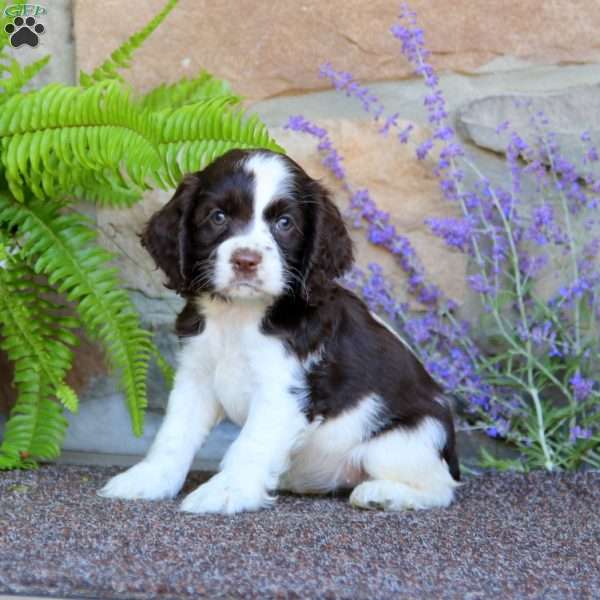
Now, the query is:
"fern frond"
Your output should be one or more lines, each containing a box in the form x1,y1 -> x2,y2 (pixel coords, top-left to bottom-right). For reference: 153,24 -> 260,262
67,171 -> 144,208
0,194 -> 152,435
80,0 -> 179,86
0,259 -> 76,469
0,81 -> 283,202
0,389 -> 68,470
157,98 -> 285,186
140,71 -> 241,111
0,257 -> 79,412
153,346 -> 175,390
0,81 -> 162,201
0,55 -> 51,102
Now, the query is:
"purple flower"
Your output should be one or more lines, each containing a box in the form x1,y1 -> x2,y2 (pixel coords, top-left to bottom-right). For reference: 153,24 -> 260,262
527,204 -> 555,245
569,425 -> 593,443
285,115 -> 347,181
295,4 -> 600,468
319,63 -> 385,118
426,216 -> 472,250
379,112 -> 400,136
416,139 -> 434,160
486,418 -> 509,438
520,254 -> 548,278
495,120 -> 510,134
398,124 -> 414,143
467,274 -> 493,294
570,371 -> 595,402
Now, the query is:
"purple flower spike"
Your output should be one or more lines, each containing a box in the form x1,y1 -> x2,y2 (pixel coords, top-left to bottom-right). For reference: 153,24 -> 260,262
569,425 -> 593,443
570,371 -> 595,402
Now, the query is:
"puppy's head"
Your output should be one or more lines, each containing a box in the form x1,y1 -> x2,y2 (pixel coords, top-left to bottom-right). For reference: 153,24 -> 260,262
141,149 -> 353,303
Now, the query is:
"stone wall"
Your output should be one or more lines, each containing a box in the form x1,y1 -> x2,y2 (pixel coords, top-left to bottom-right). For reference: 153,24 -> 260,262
74,0 -> 600,100
2,0 -> 600,462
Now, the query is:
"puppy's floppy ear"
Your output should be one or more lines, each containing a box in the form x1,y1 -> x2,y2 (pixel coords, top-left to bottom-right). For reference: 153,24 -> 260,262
303,179 -> 354,300
141,174 -> 199,294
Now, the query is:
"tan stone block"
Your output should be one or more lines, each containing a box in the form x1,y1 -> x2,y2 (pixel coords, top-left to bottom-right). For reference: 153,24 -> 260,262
95,189 -> 177,299
74,0 -> 600,101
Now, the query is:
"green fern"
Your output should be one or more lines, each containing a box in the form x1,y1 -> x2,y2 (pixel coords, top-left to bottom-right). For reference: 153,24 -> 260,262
80,0 -> 179,85
0,195 -> 152,435
0,81 -> 161,201
0,55 -> 51,102
0,0 -> 283,469
140,71 -> 241,111
0,81 -> 281,201
156,97 -> 282,186
0,259 -> 75,468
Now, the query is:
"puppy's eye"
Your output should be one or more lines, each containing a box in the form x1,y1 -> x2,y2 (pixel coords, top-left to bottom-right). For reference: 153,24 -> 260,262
210,209 -> 227,226
275,215 -> 293,232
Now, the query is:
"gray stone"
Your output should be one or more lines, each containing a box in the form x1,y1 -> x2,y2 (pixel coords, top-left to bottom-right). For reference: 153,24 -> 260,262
60,387 -> 239,470
0,394 -> 240,472
457,83 -> 600,160
252,64 -> 600,130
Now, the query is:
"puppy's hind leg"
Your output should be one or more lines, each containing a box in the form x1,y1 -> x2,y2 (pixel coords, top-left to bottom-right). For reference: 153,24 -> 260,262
349,417 -> 459,511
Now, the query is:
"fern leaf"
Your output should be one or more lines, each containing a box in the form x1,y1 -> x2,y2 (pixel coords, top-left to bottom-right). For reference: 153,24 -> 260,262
0,257 -> 79,411
0,259 -> 76,468
156,98 -> 285,186
0,55 -> 51,103
140,71 -> 241,111
0,81 -> 162,201
0,80 -> 283,203
0,194 -> 152,435
80,0 -> 179,86
0,391 -> 68,470
67,171 -> 144,208
153,346 -> 175,390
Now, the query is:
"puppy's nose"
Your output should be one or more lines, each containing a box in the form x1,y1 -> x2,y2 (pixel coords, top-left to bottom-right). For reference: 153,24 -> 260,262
231,248 -> 262,274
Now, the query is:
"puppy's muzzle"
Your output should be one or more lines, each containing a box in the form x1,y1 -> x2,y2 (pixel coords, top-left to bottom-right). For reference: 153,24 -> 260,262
231,248 -> 262,278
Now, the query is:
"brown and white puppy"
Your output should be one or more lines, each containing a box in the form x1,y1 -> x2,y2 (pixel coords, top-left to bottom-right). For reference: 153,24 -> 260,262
99,149 -> 459,514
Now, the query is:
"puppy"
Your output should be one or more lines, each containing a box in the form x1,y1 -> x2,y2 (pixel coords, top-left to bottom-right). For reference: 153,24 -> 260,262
99,149 -> 459,513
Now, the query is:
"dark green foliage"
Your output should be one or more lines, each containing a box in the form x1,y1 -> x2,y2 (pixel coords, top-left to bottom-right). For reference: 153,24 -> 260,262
0,257 -> 74,468
0,0 -> 281,468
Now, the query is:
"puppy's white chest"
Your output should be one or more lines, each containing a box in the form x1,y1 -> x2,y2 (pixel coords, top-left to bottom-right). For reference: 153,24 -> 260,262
201,302 -> 268,426
189,297 -> 307,428
213,345 -> 255,426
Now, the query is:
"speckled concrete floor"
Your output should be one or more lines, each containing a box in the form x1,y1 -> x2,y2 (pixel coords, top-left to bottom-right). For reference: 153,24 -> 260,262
0,465 -> 598,599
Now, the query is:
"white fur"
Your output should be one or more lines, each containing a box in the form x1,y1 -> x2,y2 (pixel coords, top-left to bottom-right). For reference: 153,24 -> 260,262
100,308 -> 457,513
212,153 -> 292,299
349,417 -> 458,510
280,395 -> 384,493
97,338 -> 223,501
100,296 -> 308,514
301,345 -> 325,371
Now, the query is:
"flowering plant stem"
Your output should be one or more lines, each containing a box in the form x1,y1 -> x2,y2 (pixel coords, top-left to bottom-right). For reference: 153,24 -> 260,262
289,2 -> 600,471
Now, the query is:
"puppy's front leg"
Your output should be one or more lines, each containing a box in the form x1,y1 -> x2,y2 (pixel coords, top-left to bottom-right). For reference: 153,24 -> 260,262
180,370 -> 307,514
98,360 -> 222,501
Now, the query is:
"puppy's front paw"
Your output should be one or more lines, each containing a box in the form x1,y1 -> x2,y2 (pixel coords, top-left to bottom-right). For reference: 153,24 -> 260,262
98,461 -> 183,501
180,471 -> 271,514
